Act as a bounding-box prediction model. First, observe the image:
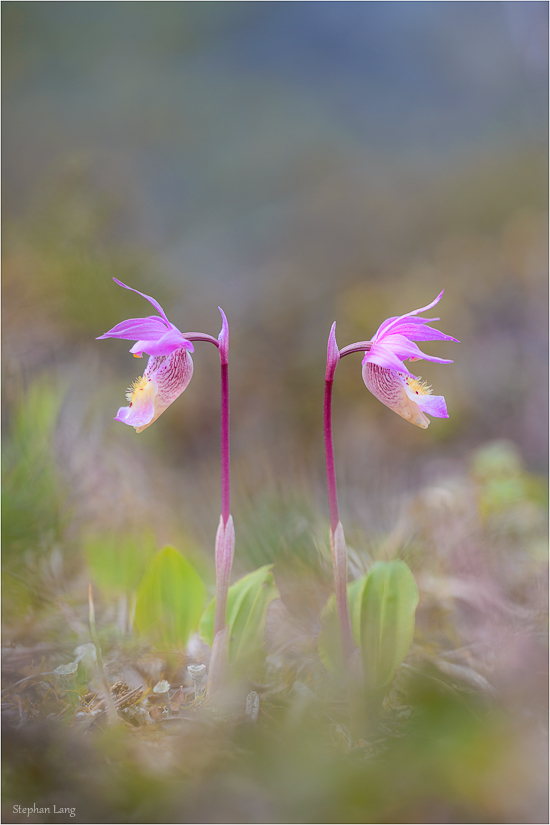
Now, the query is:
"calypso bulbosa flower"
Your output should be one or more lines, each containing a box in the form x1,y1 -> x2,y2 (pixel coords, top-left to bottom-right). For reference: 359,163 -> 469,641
98,278 -> 234,678
324,291 -> 457,664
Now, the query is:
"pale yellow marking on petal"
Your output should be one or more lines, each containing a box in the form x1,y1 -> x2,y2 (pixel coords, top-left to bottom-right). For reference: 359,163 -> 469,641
125,374 -> 150,403
402,376 -> 431,428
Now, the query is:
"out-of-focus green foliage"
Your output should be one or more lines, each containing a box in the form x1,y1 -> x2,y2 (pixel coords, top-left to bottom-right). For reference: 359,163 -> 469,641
1,572 -> 33,627
469,440 -> 548,566
2,378 -> 68,622
85,531 -> 156,597
2,378 -> 65,557
471,439 -> 525,481
238,491 -> 323,574
319,561 -> 418,690
200,564 -> 279,668
5,169 -> 167,343
471,439 -> 546,516
134,545 -> 206,649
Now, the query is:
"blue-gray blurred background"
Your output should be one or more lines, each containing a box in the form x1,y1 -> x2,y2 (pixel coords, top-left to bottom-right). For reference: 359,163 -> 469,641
3,1 -> 548,554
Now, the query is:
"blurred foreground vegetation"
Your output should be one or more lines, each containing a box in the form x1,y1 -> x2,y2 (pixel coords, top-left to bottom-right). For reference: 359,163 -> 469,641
2,373 -> 547,822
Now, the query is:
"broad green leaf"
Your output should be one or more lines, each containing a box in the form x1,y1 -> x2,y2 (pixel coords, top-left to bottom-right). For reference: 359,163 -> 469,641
134,545 -> 206,648
85,531 -> 156,595
318,561 -> 418,688
200,565 -> 279,665
359,560 -> 418,689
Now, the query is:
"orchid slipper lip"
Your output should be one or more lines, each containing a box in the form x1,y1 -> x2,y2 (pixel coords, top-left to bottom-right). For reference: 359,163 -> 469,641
115,349 -> 194,433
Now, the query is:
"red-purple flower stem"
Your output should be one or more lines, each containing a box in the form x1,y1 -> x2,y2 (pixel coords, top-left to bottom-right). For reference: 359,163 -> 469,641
324,325 -> 372,665
180,332 -> 219,347
213,309 -> 233,641
220,362 -> 230,521
218,309 -> 231,525
184,308 -> 234,640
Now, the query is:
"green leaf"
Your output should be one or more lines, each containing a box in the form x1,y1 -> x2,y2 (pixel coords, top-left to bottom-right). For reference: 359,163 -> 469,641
358,560 -> 418,689
134,546 -> 206,648
200,565 -> 279,666
318,561 -> 418,689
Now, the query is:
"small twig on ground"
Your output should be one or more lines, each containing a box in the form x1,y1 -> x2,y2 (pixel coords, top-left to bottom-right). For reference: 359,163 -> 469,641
1,672 -> 56,697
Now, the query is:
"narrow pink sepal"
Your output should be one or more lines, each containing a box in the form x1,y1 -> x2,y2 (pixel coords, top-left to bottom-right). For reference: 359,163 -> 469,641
217,307 -> 229,366
96,316 -> 169,340
112,277 -> 170,325
378,291 -> 445,339
326,323 -> 340,381
388,322 -> 459,343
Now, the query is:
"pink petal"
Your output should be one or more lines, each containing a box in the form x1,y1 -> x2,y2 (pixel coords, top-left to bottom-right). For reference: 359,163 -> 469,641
363,345 -> 411,375
97,317 -> 169,341
385,322 -> 459,343
376,315 -> 441,338
414,392 -> 449,418
378,292 -> 445,338
130,329 -> 194,357
378,334 -> 454,365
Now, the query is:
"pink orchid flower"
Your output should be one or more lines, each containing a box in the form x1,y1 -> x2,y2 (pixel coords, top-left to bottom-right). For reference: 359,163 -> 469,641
361,291 -> 458,428
97,279 -> 197,433
337,291 -> 458,429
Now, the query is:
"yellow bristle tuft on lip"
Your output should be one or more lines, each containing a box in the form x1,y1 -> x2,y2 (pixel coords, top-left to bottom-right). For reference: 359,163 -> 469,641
405,376 -> 432,396
125,375 -> 149,403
